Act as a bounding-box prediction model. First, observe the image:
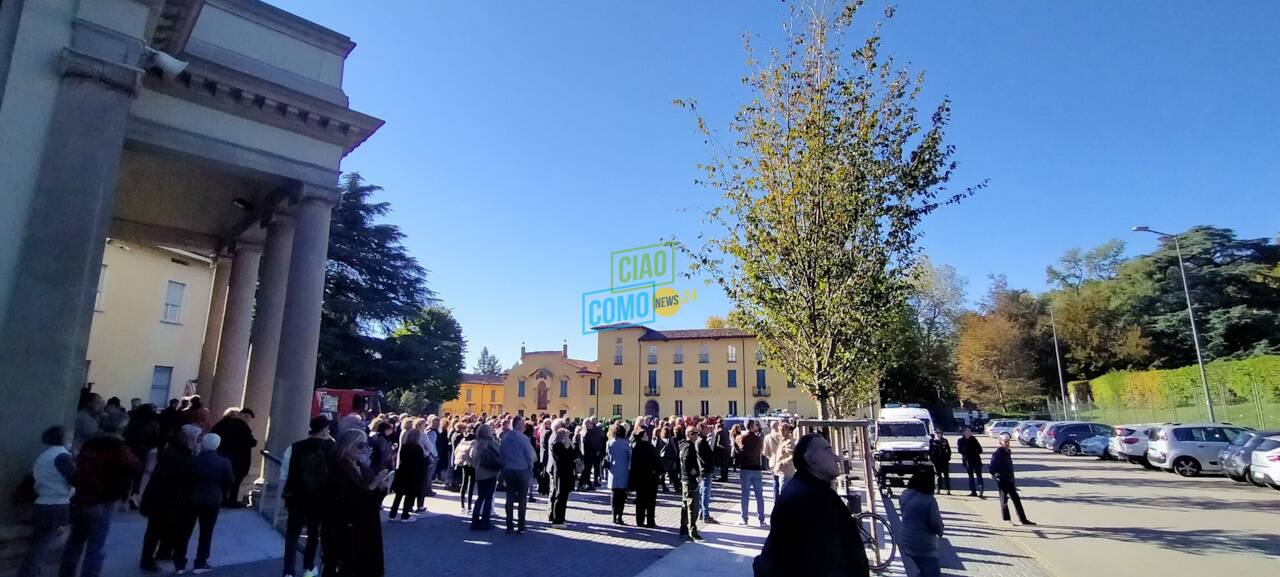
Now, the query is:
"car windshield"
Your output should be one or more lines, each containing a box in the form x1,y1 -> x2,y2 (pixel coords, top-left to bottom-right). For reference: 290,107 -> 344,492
1255,439 -> 1280,452
1229,432 -> 1254,447
879,422 -> 927,437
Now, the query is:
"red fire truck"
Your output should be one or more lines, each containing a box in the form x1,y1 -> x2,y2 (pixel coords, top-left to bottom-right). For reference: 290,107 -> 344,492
312,388 -> 383,422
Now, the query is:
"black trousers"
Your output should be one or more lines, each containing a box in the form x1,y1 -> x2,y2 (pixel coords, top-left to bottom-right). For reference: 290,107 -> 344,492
389,491 -> 415,519
139,510 -> 176,563
997,480 -> 1029,522
550,474 -> 573,523
174,504 -> 219,569
611,488 -> 627,520
284,499 -> 322,576
634,485 -> 657,526
460,466 -> 476,510
964,462 -> 984,495
932,460 -> 951,493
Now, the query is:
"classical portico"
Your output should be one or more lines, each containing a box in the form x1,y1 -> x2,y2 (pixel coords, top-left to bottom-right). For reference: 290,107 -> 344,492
0,0 -> 381,542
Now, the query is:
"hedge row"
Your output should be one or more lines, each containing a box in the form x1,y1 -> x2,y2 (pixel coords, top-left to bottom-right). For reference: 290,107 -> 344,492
1086,355 -> 1280,410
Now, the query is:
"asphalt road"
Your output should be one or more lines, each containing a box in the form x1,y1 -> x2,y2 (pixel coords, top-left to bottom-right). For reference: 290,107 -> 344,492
948,436 -> 1280,577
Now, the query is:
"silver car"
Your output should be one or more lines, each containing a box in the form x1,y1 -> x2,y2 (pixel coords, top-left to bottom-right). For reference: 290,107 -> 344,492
1222,430 -> 1279,484
1146,423 -> 1249,477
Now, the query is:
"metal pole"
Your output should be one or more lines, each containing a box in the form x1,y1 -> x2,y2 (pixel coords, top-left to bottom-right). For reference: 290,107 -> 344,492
1171,236 -> 1214,422
1050,306 -> 1070,420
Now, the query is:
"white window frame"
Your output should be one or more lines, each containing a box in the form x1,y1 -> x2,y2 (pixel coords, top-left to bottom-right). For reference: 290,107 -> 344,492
162,280 -> 185,324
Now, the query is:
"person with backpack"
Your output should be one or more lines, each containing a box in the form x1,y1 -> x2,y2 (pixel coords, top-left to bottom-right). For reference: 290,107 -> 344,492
468,424 -> 502,531
18,426 -> 75,577
281,417 -> 333,577
453,423 -> 476,513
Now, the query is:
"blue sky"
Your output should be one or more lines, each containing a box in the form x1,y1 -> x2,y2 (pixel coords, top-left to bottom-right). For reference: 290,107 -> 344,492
270,1 -> 1280,369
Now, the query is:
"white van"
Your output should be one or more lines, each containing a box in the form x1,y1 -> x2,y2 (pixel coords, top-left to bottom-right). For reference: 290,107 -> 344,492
879,406 -> 935,435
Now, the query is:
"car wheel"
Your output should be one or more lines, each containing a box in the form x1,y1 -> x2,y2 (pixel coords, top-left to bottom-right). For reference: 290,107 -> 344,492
1172,457 -> 1201,477
1138,455 -> 1158,470
1227,473 -> 1245,482
1061,442 -> 1080,457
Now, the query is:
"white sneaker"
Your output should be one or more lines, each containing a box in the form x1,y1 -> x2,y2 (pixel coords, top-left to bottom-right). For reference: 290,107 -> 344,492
302,570 -> 317,577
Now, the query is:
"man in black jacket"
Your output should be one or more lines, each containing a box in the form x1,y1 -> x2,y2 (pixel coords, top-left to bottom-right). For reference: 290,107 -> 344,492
753,433 -> 869,577
678,428 -> 704,540
989,436 -> 1035,526
956,427 -> 984,498
928,430 -> 952,495
282,416 -> 333,577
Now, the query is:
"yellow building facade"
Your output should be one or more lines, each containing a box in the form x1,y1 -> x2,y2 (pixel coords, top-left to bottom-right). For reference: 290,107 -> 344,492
501,328 -> 822,420
441,373 -> 506,415
503,344 -> 602,418
596,326 -> 820,419
85,240 -> 214,406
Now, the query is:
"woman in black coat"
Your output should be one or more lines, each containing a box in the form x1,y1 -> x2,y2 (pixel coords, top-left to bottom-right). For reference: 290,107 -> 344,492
548,429 -> 580,525
388,428 -> 425,522
628,428 -> 663,528
656,426 -> 678,492
323,430 -> 390,577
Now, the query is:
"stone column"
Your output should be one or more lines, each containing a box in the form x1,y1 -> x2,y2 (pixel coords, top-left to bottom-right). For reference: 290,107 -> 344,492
208,243 -> 262,416
264,190 -> 334,471
243,212 -> 293,482
0,20 -> 145,519
196,257 -> 232,400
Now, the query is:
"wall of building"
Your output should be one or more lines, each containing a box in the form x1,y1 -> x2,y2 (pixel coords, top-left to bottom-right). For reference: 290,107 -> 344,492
503,351 -> 601,418
596,328 -> 821,419
190,0 -> 347,87
441,380 -> 505,416
85,241 -> 214,406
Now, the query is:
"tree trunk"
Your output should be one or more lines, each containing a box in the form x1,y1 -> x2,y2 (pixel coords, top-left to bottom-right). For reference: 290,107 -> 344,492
819,397 -> 832,420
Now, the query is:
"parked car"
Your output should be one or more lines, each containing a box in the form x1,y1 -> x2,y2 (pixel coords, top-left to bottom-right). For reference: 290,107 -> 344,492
1248,435 -> 1280,490
1018,422 -> 1047,447
1080,435 -> 1113,458
1037,421 -> 1085,450
1012,420 -> 1047,446
1111,424 -> 1163,468
1051,422 -> 1113,456
1224,430 -> 1279,485
987,420 -> 1020,439
1146,423 -> 1249,477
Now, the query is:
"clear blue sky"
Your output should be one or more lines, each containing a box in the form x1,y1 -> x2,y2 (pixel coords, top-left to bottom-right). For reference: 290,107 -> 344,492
270,1 -> 1280,370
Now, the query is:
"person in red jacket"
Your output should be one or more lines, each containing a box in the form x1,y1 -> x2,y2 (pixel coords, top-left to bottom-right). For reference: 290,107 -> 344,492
60,412 -> 141,577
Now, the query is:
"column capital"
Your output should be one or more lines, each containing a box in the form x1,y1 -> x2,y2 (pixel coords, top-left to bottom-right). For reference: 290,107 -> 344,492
230,240 -> 264,256
61,19 -> 148,95
289,181 -> 340,207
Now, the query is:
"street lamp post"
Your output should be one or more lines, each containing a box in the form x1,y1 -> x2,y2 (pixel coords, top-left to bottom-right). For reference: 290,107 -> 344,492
1049,305 -> 1070,420
1132,226 -> 1215,422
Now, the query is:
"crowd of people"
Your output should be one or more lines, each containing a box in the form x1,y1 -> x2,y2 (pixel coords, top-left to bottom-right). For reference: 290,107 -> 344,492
20,391 -> 255,577
23,390 -> 888,577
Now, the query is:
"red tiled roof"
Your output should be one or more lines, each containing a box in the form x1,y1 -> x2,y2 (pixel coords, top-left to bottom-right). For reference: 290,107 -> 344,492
460,373 -> 506,385
637,327 -> 754,341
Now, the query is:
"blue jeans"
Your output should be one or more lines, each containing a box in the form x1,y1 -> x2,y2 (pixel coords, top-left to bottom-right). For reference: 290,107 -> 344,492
503,469 -> 532,530
20,504 -> 67,577
699,467 -> 716,520
738,469 -> 764,523
59,503 -> 114,577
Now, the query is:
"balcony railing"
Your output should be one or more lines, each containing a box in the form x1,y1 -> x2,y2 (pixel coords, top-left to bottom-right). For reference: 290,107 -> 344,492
752,386 -> 771,397
673,354 -> 684,364
613,355 -> 623,365
644,386 -> 660,397
698,354 -> 710,363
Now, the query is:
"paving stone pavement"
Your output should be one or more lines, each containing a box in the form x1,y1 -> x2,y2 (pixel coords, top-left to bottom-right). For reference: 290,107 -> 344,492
178,471 -> 762,577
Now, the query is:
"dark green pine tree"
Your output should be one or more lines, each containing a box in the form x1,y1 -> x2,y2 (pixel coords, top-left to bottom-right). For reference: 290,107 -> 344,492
473,347 -> 504,375
318,172 -> 434,389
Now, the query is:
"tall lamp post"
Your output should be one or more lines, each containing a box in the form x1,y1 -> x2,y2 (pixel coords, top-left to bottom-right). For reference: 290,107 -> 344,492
1049,305 -> 1070,420
1132,226 -> 1214,422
